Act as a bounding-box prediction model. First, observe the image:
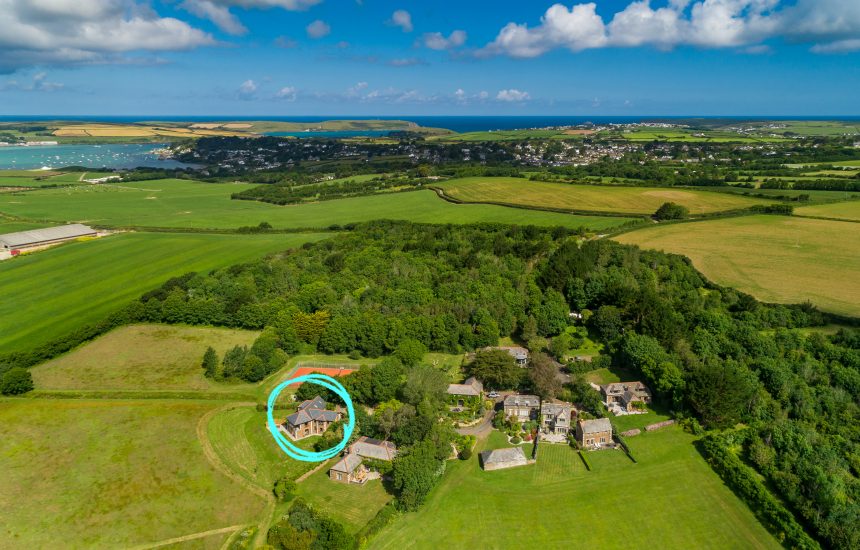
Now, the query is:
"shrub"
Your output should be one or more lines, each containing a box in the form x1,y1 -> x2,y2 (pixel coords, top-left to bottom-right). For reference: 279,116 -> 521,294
511,436 -> 522,444
459,447 -> 472,460
653,201 -> 689,220
0,367 -> 34,395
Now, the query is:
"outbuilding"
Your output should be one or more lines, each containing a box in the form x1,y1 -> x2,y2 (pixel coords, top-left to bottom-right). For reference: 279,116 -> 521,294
0,223 -> 96,251
479,447 -> 529,471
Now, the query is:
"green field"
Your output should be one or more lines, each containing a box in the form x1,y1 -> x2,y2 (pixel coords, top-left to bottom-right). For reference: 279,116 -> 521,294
370,428 -> 779,550
615,215 -> 860,317
430,129 -> 576,142
0,398 -> 264,548
0,232 -> 327,352
296,463 -> 393,534
31,324 -> 260,393
438,177 -> 772,215
796,199 -> 860,222
0,179 -> 630,230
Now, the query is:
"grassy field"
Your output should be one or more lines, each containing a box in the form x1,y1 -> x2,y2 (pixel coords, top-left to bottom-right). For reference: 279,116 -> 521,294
207,406 -> 319,489
0,231 -> 327,353
438,177 -> 773,215
31,324 -> 260,392
0,179 -> 631,230
0,398 -> 264,548
615,215 -> 860,317
795,199 -> 860,222
370,427 -> 779,550
296,463 -> 394,534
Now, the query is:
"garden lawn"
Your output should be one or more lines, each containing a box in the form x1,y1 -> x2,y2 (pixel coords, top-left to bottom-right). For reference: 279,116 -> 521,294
207,406 -> 319,490
30,324 -> 260,392
0,231 -> 327,353
0,179 -> 631,230
438,177 -> 772,215
615,215 -> 860,317
295,464 -> 393,534
370,427 -> 780,550
0,398 -> 264,549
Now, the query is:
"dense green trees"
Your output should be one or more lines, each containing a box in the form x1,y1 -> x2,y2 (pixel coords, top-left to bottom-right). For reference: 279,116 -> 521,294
0,367 -> 34,395
201,346 -> 218,378
653,201 -> 690,220
467,349 -> 521,390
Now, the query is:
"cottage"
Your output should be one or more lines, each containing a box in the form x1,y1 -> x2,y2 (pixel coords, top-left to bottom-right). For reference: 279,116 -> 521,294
541,401 -> 573,434
503,394 -> 540,422
447,376 -> 483,407
576,418 -> 613,449
480,447 -> 529,471
601,381 -> 652,412
0,223 -> 96,251
329,453 -> 368,484
283,396 -> 341,440
350,436 -> 398,461
503,395 -> 574,434
497,346 -> 529,366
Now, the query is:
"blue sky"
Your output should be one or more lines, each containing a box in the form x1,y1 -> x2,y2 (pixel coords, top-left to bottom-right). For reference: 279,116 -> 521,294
0,0 -> 859,116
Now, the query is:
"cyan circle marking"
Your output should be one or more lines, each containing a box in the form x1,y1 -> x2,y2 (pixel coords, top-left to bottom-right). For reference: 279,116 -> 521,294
266,373 -> 355,462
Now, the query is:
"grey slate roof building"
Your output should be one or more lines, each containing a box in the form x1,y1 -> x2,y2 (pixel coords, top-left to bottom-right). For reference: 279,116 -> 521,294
447,376 -> 483,397
0,223 -> 96,250
480,447 -> 529,471
283,396 -> 341,440
350,437 -> 398,461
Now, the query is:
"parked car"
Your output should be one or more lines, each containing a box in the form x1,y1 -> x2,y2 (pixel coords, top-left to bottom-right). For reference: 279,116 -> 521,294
487,391 -> 500,398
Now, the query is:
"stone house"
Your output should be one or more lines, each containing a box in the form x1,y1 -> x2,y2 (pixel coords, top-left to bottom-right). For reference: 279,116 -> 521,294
283,396 -> 341,440
503,395 -> 574,434
503,394 -> 540,422
447,376 -> 483,408
576,418 -> 613,449
329,453 -> 367,484
601,381 -> 652,412
329,437 -> 398,484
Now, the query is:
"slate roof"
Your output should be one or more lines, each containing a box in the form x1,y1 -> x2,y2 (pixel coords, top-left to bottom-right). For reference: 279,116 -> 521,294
447,376 -> 483,397
285,395 -> 340,427
0,223 -> 96,249
503,394 -> 540,408
579,417 -> 612,434
351,437 -> 398,461
480,447 -> 527,466
330,453 -> 363,474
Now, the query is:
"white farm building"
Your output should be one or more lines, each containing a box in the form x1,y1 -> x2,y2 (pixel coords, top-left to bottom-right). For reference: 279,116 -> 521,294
0,224 -> 97,251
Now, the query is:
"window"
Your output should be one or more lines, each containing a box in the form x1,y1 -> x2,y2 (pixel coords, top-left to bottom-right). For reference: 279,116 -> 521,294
600,437 -> 606,443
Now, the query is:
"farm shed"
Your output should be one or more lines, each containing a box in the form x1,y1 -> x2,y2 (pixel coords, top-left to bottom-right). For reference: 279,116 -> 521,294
480,447 -> 528,471
0,224 -> 96,251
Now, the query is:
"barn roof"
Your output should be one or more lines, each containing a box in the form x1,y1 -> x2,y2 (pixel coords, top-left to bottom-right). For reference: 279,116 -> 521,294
351,437 -> 397,461
480,447 -> 527,466
0,224 -> 96,248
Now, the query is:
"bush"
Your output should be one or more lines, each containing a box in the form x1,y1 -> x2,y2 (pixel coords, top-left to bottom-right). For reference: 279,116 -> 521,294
0,367 -> 34,395
510,436 -> 522,444
653,202 -> 689,220
459,447 -> 472,460
700,433 -> 820,550
273,477 -> 297,502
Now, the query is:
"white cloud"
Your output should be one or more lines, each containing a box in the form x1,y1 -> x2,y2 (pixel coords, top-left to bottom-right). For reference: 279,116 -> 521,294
422,30 -> 467,50
389,10 -> 413,33
481,1 -> 860,57
179,0 -> 321,35
306,19 -> 331,39
481,3 -> 606,58
1,71 -> 64,92
276,85 -> 297,100
274,35 -> 298,48
238,79 -> 257,99
0,0 -> 215,72
496,89 -> 530,101
387,57 -> 426,66
811,38 -> 860,53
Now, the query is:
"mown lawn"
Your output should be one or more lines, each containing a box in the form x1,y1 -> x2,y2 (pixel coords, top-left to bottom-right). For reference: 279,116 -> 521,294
31,324 -> 260,392
615,215 -> 860,317
438,177 -> 771,215
0,398 -> 264,548
296,464 -> 394,534
207,406 -> 320,490
0,231 -> 327,353
370,427 -> 780,550
0,179 -> 630,230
